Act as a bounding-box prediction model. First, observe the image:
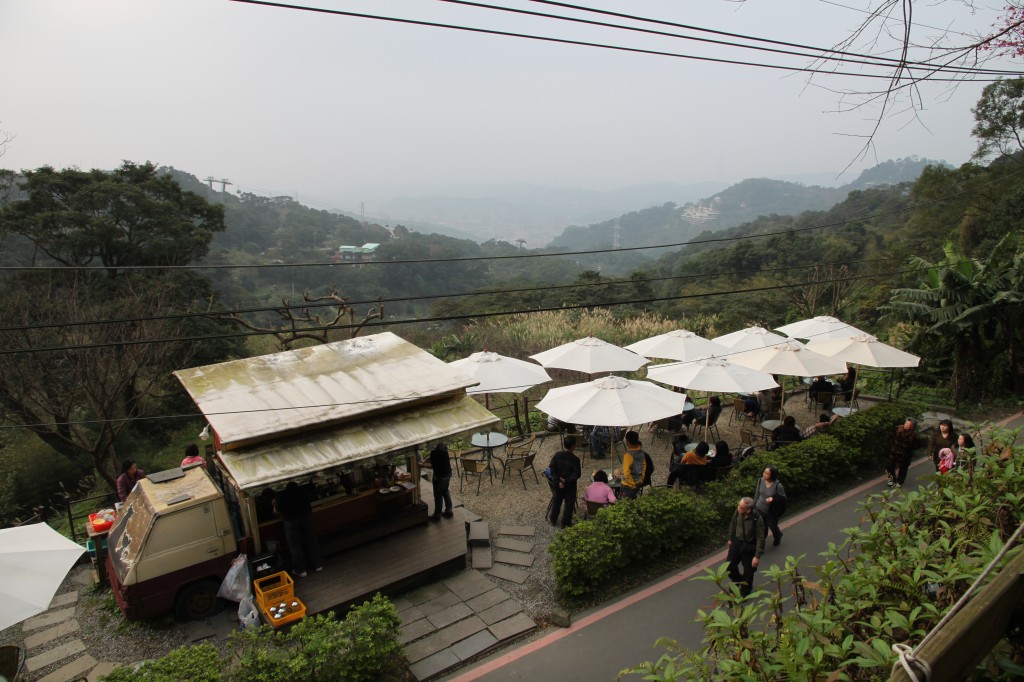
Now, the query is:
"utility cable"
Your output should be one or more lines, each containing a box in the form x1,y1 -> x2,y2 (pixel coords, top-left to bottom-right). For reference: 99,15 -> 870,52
0,255 -> 900,333
0,265 -> 923,356
226,0 -> 1012,82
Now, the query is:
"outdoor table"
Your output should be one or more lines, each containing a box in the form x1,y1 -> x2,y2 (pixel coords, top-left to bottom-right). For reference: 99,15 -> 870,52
761,419 -> 782,432
471,432 -> 509,474
831,407 -> 857,417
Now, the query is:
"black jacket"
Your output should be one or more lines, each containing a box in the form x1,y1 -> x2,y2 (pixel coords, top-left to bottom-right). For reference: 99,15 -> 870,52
549,449 -> 581,487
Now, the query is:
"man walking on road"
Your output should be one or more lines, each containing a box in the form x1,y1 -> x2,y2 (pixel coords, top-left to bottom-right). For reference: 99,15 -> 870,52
726,496 -> 765,598
548,436 -> 581,528
887,417 -> 922,487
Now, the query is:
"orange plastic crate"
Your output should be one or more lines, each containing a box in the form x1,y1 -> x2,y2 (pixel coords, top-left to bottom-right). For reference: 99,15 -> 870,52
261,597 -> 306,628
253,571 -> 294,610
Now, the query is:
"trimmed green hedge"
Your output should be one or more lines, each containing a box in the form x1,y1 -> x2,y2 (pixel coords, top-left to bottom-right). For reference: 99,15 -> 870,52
549,402 -> 913,598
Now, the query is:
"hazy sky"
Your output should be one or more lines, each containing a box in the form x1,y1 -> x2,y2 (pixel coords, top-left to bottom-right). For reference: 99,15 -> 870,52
3,0 -> 1021,208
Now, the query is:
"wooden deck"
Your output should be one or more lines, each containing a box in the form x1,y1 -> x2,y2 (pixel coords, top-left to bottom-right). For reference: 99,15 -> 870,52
295,510 -> 469,616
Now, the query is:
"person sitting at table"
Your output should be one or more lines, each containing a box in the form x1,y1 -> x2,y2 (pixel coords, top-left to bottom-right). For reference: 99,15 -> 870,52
669,434 -> 687,469
621,431 -> 648,499
681,396 -> 722,428
743,395 -> 761,421
838,368 -> 856,402
590,425 -> 613,460
116,459 -> 145,503
682,441 -> 711,465
771,416 -> 803,449
803,412 -> 839,438
808,376 -> 833,397
710,440 -> 733,468
584,469 -> 617,507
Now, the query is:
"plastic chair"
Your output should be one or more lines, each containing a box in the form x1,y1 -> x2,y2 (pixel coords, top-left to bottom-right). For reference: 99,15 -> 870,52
0,644 -> 25,682
501,452 -> 539,489
728,397 -> 747,425
458,455 -> 492,494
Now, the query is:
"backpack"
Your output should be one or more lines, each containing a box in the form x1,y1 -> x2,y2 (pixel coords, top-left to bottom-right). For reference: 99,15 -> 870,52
642,452 -> 654,486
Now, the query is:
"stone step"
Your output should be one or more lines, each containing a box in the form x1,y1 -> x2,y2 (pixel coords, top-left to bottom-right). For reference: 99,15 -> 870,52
498,525 -> 535,537
471,546 -> 492,569
494,537 -> 535,553
493,550 -> 534,568
467,521 -> 490,547
21,606 -> 76,632
24,619 -> 80,650
48,591 -> 79,609
36,654 -> 96,682
487,564 -> 529,584
25,638 -> 86,672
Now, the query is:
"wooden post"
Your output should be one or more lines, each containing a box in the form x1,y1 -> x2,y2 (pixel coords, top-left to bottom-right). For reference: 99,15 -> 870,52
888,549 -> 1024,682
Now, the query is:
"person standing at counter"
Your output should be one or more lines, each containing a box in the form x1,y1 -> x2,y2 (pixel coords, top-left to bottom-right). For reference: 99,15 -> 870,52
425,443 -> 455,521
116,459 -> 145,503
276,481 -> 323,578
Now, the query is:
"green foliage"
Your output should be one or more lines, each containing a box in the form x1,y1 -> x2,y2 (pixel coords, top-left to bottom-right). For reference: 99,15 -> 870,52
621,430 -> 1024,681
100,643 -> 223,682
229,594 -> 402,682
99,594 -> 402,682
551,403 -> 911,599
972,77 -> 1024,160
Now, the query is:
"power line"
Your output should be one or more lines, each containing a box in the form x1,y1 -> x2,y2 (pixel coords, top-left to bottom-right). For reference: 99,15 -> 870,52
226,0 -> 1015,81
0,256 -> 898,334
0,265 -> 921,356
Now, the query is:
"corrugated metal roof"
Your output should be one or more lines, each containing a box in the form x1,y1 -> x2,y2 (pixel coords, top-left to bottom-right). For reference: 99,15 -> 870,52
174,332 -> 479,449
218,395 -> 498,490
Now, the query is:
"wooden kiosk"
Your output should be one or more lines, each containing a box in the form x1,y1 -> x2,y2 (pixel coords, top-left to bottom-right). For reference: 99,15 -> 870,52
174,332 -> 497,608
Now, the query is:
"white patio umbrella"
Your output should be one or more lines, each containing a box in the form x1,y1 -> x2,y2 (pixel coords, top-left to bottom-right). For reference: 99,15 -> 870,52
776,316 -> 868,342
0,523 -> 85,631
449,351 -> 552,394
624,329 -> 730,362
805,333 -> 921,369
712,326 -> 790,354
647,356 -> 779,394
535,375 -> 687,427
730,339 -> 849,378
529,337 -> 648,374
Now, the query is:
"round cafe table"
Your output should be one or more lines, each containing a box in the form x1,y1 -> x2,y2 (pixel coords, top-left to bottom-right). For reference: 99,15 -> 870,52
831,407 -> 856,417
760,419 -> 782,432
471,432 -> 509,473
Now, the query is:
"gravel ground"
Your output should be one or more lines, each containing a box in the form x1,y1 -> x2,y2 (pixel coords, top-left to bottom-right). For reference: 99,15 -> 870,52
0,393 -> 854,678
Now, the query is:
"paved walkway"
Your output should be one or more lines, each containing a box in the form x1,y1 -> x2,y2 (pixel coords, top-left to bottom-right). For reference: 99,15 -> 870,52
441,410 -> 1024,682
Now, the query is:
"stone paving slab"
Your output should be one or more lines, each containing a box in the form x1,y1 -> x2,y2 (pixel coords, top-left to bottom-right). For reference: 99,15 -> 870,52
37,653 -> 96,682
479,599 -> 523,626
467,522 -> 490,547
49,591 -> 79,609
22,606 -> 76,632
24,619 -> 80,650
400,618 -> 437,645
409,649 -> 460,681
398,604 -> 426,623
460,508 -> 483,523
487,564 -> 529,584
488,612 -> 536,641
451,629 -> 498,661
391,596 -> 414,613
72,568 -> 93,588
426,602 -> 472,629
466,587 -> 511,614
26,638 -> 86,671
498,525 -> 535,537
405,629 -> 452,664
87,661 -> 120,682
435,614 -> 487,647
405,583 -> 451,606
493,550 -> 535,568
417,590 -> 462,617
444,570 -> 493,601
471,546 -> 492,569
494,537 -> 535,553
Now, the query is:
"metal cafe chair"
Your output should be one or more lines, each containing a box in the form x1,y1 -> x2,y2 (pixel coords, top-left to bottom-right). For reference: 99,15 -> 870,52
458,455 -> 493,495
501,452 -> 539,490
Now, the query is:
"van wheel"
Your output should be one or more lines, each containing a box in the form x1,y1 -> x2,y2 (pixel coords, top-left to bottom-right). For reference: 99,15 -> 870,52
174,580 -> 223,621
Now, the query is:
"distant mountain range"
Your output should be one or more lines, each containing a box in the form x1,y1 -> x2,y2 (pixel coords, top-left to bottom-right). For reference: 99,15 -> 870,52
333,157 -> 947,247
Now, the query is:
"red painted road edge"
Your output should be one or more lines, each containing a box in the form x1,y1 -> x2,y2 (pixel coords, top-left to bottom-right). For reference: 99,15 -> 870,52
448,459 -> 932,682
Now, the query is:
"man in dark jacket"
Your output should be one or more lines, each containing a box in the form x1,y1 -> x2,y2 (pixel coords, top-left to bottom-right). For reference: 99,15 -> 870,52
726,496 -> 766,598
548,436 -> 581,528
425,443 -> 454,521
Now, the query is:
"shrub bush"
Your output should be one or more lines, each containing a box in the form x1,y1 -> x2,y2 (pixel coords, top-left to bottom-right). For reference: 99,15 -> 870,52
550,402 -> 914,599
99,594 -> 402,682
